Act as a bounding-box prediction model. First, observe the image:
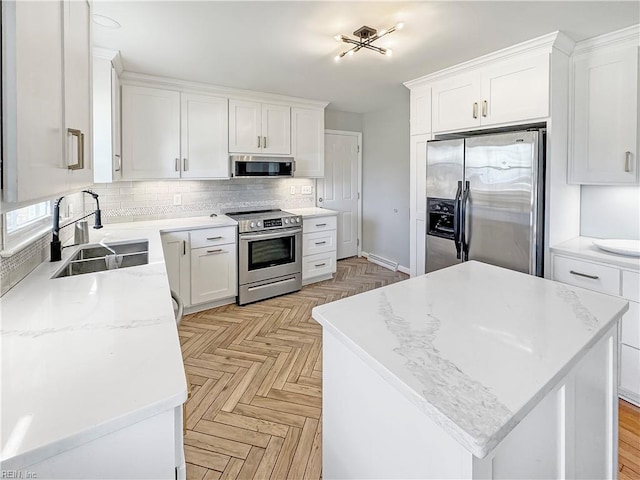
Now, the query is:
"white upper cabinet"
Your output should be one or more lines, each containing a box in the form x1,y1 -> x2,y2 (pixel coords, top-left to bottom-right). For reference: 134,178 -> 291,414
431,53 -> 549,133
229,100 -> 290,154
2,0 -> 92,203
181,93 -> 229,179
410,86 -> 432,135
569,27 -> 639,185
291,108 -> 325,177
122,85 -> 181,179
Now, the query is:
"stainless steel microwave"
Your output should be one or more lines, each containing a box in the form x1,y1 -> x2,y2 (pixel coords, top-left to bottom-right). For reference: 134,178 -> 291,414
230,155 -> 295,178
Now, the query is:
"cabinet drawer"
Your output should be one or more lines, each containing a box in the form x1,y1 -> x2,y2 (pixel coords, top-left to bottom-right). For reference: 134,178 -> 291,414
303,230 -> 337,256
620,344 -> 640,399
303,215 -> 337,233
623,270 -> 640,302
552,255 -> 620,295
622,301 -> 640,349
190,243 -> 237,305
190,226 -> 236,248
302,252 -> 336,280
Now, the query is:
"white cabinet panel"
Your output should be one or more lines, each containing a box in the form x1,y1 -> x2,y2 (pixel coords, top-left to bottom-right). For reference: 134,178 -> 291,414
191,243 -> 237,305
181,93 -> 229,179
303,215 -> 337,234
410,86 -> 432,135
481,53 -> 549,126
620,344 -> 640,403
161,231 -> 191,308
122,85 -> 181,179
552,255 -> 620,296
432,73 -> 481,132
623,270 -> 640,302
262,104 -> 290,155
410,134 -> 429,277
621,301 -> 640,350
303,230 -> 337,256
189,226 -> 237,249
570,45 -> 638,184
292,108 -> 324,177
229,100 -> 261,154
302,251 -> 336,280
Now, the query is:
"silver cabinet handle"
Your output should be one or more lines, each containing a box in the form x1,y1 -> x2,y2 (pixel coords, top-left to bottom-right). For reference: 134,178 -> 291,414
206,248 -> 224,254
315,241 -> 327,245
263,136 -> 267,148
316,223 -> 327,227
175,158 -> 180,171
625,151 -> 632,172
206,236 -> 222,240
183,240 -> 186,255
315,263 -> 326,267
482,100 -> 487,117
183,158 -> 189,171
472,102 -> 478,119
67,128 -> 85,170
258,136 -> 261,148
114,154 -> 121,172
569,270 -> 599,280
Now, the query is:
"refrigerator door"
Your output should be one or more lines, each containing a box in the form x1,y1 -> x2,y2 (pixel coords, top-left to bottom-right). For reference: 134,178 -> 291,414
463,131 -> 541,274
426,139 -> 464,273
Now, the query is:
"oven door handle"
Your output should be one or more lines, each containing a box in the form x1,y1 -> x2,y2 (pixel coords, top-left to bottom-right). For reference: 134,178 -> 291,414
240,228 -> 302,241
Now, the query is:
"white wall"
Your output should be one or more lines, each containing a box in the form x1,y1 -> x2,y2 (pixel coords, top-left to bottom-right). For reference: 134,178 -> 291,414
361,90 -> 411,269
325,109 -> 363,132
580,186 -> 640,239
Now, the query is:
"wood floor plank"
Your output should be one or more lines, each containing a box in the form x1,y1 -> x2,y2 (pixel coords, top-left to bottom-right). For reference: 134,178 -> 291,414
253,435 -> 285,480
250,395 -> 321,419
202,368 -> 248,422
185,430 -> 251,459
184,444 -> 231,471
282,381 -> 322,398
288,417 -> 319,480
219,458 -> 244,480
203,470 -> 222,480
187,373 -> 233,430
186,462 -> 208,480
221,361 -> 262,413
195,419 -> 271,448
266,387 -> 322,408
269,427 -> 302,480
255,351 -> 289,397
214,411 -> 290,438
233,402 -> 307,428
236,446 -> 264,480
303,415 -> 322,480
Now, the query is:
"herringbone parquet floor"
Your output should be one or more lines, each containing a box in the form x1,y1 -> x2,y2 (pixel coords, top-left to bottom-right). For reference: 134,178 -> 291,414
178,257 -> 408,480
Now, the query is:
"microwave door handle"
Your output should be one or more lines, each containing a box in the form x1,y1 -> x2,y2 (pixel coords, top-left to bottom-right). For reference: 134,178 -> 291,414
241,228 -> 302,241
454,181 -> 462,259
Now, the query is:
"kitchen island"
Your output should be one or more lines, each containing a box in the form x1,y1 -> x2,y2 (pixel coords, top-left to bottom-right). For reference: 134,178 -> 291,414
312,261 -> 629,479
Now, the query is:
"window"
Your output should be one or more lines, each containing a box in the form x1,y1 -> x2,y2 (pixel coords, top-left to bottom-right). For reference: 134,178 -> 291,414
2,200 -> 53,252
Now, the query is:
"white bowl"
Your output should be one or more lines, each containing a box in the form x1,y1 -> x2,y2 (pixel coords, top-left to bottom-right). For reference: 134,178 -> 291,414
592,239 -> 640,257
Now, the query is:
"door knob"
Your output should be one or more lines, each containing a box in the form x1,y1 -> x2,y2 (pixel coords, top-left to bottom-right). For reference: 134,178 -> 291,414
318,197 -> 323,203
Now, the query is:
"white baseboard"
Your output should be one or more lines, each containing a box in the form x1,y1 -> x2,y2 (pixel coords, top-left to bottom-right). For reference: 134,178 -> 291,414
360,251 -> 407,274
398,265 -> 410,275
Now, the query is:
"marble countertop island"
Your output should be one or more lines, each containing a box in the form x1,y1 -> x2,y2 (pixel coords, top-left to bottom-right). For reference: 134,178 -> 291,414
0,215 -> 236,469
313,261 -> 629,462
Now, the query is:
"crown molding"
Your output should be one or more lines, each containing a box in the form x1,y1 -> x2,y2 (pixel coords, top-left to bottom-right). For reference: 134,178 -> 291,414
93,47 -> 124,76
119,72 -> 330,110
572,24 -> 639,56
404,31 -> 574,89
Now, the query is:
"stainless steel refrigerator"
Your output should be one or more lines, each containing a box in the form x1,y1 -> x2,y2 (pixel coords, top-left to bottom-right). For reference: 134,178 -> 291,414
425,129 -> 545,276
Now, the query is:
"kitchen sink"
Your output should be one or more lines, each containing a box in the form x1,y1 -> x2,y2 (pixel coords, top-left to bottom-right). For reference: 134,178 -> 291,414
52,241 -> 149,279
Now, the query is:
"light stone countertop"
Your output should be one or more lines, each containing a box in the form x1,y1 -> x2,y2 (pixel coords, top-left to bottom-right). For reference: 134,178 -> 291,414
0,215 -> 236,469
285,207 -> 338,218
312,261 -> 629,458
551,236 -> 640,271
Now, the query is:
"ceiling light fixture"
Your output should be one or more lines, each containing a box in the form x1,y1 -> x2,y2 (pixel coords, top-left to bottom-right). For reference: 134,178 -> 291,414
334,22 -> 404,61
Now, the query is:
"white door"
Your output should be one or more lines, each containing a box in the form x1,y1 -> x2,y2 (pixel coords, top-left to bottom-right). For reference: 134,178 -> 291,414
181,93 -> 229,179
262,104 -> 291,154
318,132 -> 360,259
190,244 -> 238,305
228,99 -> 261,153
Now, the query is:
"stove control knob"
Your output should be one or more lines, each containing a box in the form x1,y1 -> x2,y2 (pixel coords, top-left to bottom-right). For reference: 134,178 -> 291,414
296,217 -> 301,223
284,218 -> 290,224
257,221 -> 262,227
250,222 -> 256,228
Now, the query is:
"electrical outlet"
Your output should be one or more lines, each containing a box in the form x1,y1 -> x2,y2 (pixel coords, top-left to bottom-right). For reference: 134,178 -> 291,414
173,194 -> 182,206
301,185 -> 313,195
290,186 -> 296,195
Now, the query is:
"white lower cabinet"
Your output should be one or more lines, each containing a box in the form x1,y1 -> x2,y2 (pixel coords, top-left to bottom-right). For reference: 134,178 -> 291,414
191,243 -> 237,305
162,226 -> 238,313
302,215 -> 337,285
552,252 -> 640,406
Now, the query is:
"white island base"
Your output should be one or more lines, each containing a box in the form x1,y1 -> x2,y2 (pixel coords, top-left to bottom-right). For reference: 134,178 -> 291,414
324,327 -> 617,479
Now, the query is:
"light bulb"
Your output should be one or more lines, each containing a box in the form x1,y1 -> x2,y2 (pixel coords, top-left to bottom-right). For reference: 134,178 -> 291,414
395,22 -> 405,30
334,34 -> 343,42
378,29 -> 387,36
385,49 -> 393,57
334,55 -> 341,62
348,50 -> 355,56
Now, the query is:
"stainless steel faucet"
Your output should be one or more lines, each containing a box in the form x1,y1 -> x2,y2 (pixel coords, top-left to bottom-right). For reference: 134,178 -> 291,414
50,190 -> 103,262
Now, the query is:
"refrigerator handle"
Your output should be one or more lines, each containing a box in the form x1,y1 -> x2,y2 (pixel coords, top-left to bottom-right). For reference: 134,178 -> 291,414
461,181 -> 470,261
454,181 -> 463,259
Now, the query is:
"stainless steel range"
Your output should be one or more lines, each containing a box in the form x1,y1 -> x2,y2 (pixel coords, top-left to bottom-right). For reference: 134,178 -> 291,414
225,209 -> 303,305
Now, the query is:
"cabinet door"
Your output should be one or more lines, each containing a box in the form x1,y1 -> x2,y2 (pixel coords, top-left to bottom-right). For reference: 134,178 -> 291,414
262,104 -> 291,154
111,67 -> 122,181
161,232 -> 191,307
191,244 -> 237,305
480,53 -> 550,126
181,93 -> 229,179
410,86 -> 432,135
2,1 -> 66,202
122,85 -> 181,179
229,100 -> 261,153
570,46 -> 638,184
620,344 -> 640,405
410,134 -> 430,277
63,0 -> 93,191
291,108 -> 324,177
93,55 -> 119,183
431,73 -> 481,133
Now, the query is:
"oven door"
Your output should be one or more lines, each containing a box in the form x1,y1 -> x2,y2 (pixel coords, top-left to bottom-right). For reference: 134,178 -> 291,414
239,228 -> 302,285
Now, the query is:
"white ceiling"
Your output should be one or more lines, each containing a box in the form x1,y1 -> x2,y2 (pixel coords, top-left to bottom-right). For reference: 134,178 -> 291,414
93,1 -> 639,113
